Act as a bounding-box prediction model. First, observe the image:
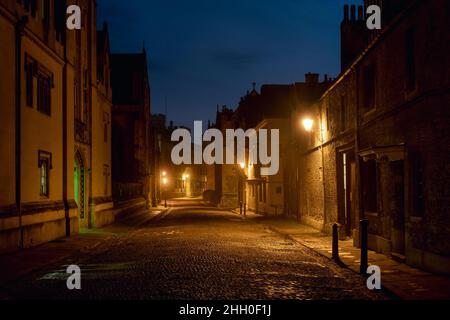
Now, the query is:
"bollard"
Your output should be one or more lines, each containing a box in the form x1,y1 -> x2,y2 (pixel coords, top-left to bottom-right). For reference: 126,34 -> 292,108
243,203 -> 247,216
360,219 -> 369,274
239,201 -> 243,215
332,223 -> 339,261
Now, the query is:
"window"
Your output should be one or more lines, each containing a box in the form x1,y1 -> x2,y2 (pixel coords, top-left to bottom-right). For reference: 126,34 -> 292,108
22,0 -> 31,12
340,95 -> 347,132
54,0 -> 66,42
103,165 -> 110,196
361,159 -> 378,213
37,66 -> 52,115
74,81 -> 81,120
103,112 -> 109,143
25,55 -> 35,107
83,69 -> 88,121
30,0 -> 37,18
38,151 -> 52,198
42,0 -> 50,29
405,27 -> 416,91
363,63 -> 376,112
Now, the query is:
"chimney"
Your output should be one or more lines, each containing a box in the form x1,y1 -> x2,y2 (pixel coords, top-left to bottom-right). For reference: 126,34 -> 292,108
340,3 -> 369,72
305,72 -> 319,84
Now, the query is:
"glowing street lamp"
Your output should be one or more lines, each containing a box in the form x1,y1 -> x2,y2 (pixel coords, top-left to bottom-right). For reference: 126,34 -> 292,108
162,171 -> 167,177
302,118 -> 314,132
239,162 -> 246,169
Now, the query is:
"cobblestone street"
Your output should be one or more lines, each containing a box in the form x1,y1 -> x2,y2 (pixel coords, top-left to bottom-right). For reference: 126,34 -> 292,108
2,203 -> 386,300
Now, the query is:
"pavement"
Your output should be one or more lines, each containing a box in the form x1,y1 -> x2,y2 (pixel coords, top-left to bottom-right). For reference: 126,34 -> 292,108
0,206 -> 167,296
0,203 -> 385,300
235,210 -> 450,300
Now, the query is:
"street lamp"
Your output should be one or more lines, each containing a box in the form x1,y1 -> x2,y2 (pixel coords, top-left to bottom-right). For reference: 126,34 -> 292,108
302,118 -> 314,132
162,171 -> 167,177
237,163 -> 247,216
162,177 -> 168,208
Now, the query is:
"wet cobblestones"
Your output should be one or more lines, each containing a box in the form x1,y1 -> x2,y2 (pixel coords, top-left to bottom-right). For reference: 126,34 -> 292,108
5,207 -> 386,300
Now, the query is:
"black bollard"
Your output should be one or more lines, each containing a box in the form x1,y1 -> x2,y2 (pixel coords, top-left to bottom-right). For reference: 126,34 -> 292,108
332,223 -> 339,261
360,219 -> 369,274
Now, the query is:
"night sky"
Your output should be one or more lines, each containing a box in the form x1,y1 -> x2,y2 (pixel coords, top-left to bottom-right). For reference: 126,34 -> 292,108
97,0 -> 359,129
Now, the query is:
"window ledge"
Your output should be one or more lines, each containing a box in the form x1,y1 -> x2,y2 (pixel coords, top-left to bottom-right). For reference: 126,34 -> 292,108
410,216 -> 423,223
365,211 -> 379,218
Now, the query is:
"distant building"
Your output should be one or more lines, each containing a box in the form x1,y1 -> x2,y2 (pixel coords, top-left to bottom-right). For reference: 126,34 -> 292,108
0,0 -> 113,253
211,78 -> 330,210
111,50 -> 152,208
245,118 -> 290,216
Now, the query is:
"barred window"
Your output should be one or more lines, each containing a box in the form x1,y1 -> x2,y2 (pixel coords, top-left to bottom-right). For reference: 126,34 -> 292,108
25,55 -> 35,107
37,67 -> 52,115
362,63 -> 376,112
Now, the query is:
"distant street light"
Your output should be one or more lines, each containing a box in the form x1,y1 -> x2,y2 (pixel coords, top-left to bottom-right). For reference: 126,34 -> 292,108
163,177 -> 168,208
302,118 -> 314,132
239,162 -> 246,169
162,171 -> 167,177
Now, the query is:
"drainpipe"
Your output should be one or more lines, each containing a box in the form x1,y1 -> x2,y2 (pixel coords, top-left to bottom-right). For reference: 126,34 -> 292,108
62,21 -> 70,236
15,15 -> 29,249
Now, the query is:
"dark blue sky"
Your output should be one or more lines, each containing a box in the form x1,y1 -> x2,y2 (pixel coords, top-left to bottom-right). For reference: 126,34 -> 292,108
97,0 -> 360,128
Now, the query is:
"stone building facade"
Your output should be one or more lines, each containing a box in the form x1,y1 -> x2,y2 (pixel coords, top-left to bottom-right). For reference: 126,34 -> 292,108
245,118 -> 290,216
0,0 -> 113,253
293,0 -> 450,274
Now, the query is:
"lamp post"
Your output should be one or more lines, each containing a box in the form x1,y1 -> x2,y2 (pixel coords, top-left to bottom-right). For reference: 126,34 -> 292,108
161,171 -> 167,205
238,162 -> 247,216
162,177 -> 168,208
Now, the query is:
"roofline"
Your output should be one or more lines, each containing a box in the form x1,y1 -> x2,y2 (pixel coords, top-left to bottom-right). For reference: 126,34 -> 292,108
319,0 -> 422,101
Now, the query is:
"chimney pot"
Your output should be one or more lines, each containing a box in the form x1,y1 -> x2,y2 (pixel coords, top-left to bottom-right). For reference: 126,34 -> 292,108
343,5 -> 349,21
358,5 -> 364,20
350,5 -> 356,21
305,73 -> 319,84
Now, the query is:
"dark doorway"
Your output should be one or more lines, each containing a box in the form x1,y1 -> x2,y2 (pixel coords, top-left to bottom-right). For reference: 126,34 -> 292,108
337,149 -> 356,237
